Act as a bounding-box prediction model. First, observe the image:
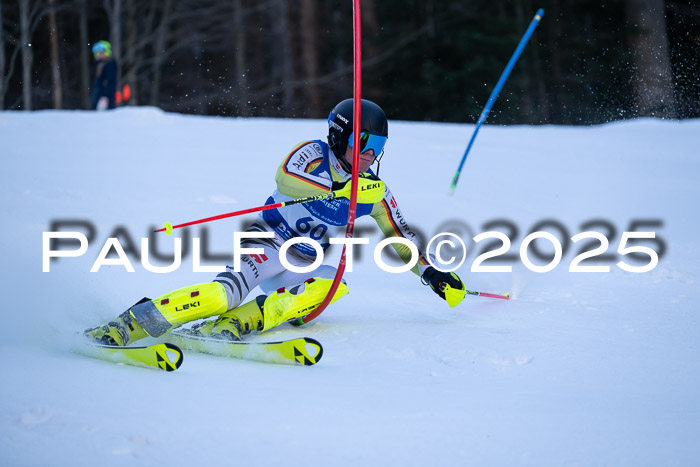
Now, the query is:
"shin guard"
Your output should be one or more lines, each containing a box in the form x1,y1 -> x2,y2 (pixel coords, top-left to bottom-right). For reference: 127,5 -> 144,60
129,282 -> 228,337
261,277 -> 349,332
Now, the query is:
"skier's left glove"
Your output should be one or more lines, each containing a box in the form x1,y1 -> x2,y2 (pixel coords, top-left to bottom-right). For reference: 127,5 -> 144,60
421,266 -> 465,306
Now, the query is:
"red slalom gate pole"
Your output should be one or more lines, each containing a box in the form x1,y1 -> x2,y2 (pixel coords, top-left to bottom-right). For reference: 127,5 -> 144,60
302,0 -> 362,324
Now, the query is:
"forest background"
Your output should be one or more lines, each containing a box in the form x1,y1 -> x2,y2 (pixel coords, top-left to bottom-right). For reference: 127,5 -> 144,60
0,0 -> 697,124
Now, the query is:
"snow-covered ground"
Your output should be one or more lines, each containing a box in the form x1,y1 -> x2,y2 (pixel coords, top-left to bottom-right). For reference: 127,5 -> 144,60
1,108 -> 698,466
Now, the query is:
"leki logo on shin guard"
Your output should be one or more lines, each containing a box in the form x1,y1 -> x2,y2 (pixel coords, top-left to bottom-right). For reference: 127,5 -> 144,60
176,301 -> 200,312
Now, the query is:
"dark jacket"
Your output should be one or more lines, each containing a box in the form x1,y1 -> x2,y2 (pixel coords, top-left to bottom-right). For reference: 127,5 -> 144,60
92,59 -> 118,110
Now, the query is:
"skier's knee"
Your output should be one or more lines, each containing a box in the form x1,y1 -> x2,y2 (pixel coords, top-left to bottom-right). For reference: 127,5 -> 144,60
213,268 -> 252,310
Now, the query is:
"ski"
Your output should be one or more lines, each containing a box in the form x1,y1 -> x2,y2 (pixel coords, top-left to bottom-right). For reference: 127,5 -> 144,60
167,330 -> 323,366
74,341 -> 184,371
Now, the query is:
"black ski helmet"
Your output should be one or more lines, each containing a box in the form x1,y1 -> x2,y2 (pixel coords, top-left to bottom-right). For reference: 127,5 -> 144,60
328,98 -> 388,157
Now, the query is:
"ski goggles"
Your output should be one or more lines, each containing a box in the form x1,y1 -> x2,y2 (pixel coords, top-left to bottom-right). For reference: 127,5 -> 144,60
348,131 -> 387,157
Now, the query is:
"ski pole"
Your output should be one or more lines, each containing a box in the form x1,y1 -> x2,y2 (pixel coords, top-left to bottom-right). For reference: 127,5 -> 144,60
155,191 -> 336,234
463,290 -> 510,300
442,284 -> 510,308
449,8 -> 544,193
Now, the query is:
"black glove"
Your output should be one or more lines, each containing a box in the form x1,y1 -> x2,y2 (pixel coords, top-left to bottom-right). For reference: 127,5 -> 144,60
421,266 -> 464,301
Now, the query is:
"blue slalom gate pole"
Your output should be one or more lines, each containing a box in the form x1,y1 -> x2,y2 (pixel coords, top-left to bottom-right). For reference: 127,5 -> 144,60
450,8 -> 544,193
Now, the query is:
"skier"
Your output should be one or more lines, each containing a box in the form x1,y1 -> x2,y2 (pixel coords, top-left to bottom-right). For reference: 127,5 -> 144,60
85,99 -> 465,346
91,40 -> 118,110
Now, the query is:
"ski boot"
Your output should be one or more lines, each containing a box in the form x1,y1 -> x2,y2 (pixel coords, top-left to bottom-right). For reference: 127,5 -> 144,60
84,282 -> 229,346
190,295 -> 266,341
84,301 -> 149,346
190,277 -> 349,341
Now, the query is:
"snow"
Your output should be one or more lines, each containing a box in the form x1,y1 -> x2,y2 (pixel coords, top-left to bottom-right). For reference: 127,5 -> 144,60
1,107 -> 699,466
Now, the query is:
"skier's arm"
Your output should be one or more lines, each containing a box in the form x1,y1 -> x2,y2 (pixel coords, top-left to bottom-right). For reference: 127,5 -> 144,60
275,141 -> 334,198
370,188 -> 432,276
371,186 -> 466,304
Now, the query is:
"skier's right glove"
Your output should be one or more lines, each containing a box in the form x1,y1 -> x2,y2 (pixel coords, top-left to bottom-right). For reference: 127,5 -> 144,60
421,266 -> 465,307
331,173 -> 386,204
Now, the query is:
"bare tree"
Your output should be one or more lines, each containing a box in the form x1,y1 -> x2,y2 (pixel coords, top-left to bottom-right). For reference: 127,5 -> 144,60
150,0 -> 172,107
545,0 -> 564,123
625,0 -> 676,118
0,0 -> 6,109
299,0 -> 321,116
232,0 -> 249,115
512,2 -> 534,119
122,0 -> 138,104
273,0 -> 293,114
125,0 -> 225,108
79,0 -> 91,109
18,0 -> 50,110
0,1 -> 25,110
18,0 -> 41,110
47,0 -> 63,109
362,0 -> 382,101
103,0 -> 122,84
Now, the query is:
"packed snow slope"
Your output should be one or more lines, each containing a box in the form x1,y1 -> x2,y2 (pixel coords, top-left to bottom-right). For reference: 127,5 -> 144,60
1,108 -> 698,466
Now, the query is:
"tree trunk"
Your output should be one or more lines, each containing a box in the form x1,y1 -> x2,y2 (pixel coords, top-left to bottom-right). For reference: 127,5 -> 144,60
362,0 -> 382,101
513,2 -> 534,121
0,0 -> 6,110
123,0 -> 137,105
19,0 -> 34,110
232,0 -> 249,115
79,0 -> 91,109
625,0 -> 676,118
48,0 -> 63,109
105,0 -> 122,86
274,0 -> 293,115
548,0 -> 566,124
150,0 -> 173,107
299,0 -> 320,116
530,31 -> 547,124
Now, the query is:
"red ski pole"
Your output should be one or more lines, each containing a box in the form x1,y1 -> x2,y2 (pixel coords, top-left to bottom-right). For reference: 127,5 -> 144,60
464,290 -> 510,300
442,284 -> 510,308
155,191 -> 336,235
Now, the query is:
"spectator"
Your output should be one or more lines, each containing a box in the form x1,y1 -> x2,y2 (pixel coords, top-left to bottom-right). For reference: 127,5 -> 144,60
91,41 -> 117,110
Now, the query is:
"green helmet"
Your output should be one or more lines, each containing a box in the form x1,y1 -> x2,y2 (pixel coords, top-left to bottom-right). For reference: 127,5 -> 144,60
92,40 -> 112,58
